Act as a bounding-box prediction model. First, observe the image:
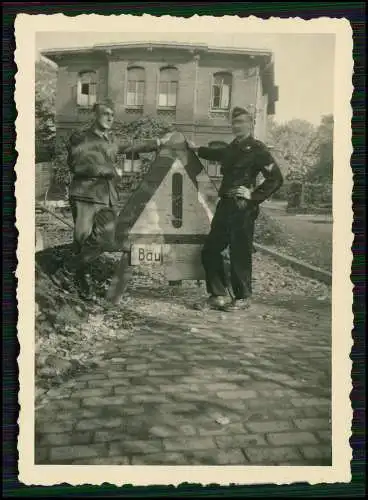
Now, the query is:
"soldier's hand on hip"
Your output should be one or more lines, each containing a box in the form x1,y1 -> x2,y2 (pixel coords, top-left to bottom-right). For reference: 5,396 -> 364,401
235,198 -> 250,210
228,186 -> 252,200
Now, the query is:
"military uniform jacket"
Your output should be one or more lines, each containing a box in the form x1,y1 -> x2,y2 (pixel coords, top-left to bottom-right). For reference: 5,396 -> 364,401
197,135 -> 283,204
67,127 -> 159,206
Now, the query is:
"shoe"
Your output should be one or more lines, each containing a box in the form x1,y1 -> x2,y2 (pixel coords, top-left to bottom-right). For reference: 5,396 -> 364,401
77,272 -> 94,301
222,298 -> 251,312
50,266 -> 75,290
193,295 -> 229,311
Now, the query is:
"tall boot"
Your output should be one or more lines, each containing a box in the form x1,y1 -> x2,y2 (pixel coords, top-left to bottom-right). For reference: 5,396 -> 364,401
75,266 -> 94,301
50,257 -> 77,290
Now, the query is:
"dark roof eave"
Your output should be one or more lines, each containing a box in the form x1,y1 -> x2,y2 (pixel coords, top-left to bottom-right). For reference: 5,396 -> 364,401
42,42 -> 273,63
42,48 -> 98,64
94,42 -> 273,58
267,102 -> 276,115
260,59 -> 279,109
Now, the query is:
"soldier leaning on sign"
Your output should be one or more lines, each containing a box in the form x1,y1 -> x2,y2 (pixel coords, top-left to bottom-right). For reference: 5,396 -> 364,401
51,99 -> 173,299
188,107 -> 283,312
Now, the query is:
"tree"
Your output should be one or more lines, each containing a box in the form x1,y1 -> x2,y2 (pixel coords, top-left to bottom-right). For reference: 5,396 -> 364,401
267,118 -> 319,182
35,58 -> 57,162
113,115 -> 175,169
114,115 -> 174,141
306,114 -> 334,183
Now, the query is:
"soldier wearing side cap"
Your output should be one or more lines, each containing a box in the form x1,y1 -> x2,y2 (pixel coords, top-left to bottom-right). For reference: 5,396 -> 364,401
52,99 -> 173,299
188,106 -> 284,312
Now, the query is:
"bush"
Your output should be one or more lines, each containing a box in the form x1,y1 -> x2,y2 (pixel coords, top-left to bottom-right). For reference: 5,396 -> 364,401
35,59 -> 57,163
285,181 -> 332,213
35,101 -> 56,163
286,181 -> 303,209
52,135 -> 71,187
40,135 -> 72,201
114,115 -> 174,141
303,183 -> 332,208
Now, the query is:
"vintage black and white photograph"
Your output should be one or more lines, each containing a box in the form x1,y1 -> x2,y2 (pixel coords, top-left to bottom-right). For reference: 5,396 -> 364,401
16,14 -> 352,486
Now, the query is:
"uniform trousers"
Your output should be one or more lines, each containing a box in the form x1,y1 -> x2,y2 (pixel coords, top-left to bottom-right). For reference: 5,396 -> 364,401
67,198 -> 117,272
201,197 -> 257,300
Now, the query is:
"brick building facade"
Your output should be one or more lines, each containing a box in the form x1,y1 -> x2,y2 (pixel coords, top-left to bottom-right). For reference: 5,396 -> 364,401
43,42 -> 278,178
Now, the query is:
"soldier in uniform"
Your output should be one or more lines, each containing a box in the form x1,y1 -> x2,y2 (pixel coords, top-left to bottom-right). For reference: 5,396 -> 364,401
52,99 -> 173,298
188,106 -> 283,312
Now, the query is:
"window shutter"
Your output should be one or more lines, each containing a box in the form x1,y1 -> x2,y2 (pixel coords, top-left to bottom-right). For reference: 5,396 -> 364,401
221,84 -> 230,109
207,163 -> 216,177
159,81 -> 168,106
168,82 -> 177,106
76,79 -> 82,106
132,158 -> 142,173
123,159 -> 132,173
127,67 -> 145,106
212,85 -> 221,108
89,94 -> 97,106
212,72 -> 232,110
159,67 -> 179,108
77,71 -> 97,107
137,81 -> 145,106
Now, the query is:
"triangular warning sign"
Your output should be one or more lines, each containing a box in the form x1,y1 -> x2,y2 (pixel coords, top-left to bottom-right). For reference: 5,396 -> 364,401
108,132 -> 218,301
115,132 -> 213,248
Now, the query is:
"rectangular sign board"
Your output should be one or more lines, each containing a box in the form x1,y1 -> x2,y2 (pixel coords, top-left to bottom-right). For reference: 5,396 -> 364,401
131,244 -> 163,265
164,244 -> 205,281
130,243 -> 205,281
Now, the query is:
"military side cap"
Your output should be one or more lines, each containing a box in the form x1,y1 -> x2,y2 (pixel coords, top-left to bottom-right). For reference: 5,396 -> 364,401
231,107 -> 251,120
93,99 -> 115,112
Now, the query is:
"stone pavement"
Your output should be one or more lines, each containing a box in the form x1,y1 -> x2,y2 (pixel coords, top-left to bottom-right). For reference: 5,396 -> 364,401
35,278 -> 332,466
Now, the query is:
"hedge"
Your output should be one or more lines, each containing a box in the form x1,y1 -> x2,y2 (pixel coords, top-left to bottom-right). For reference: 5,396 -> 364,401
286,181 -> 332,211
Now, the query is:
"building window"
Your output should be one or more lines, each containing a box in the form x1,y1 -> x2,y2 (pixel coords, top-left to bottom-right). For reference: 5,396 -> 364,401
171,172 -> 183,229
126,67 -> 145,107
206,141 -> 226,178
116,150 -> 142,174
123,157 -> 142,174
158,67 -> 179,108
207,162 -> 222,178
77,71 -> 97,107
211,72 -> 232,111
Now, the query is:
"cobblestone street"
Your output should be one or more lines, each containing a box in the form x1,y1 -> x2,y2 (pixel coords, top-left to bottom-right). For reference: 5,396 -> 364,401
35,260 -> 332,466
